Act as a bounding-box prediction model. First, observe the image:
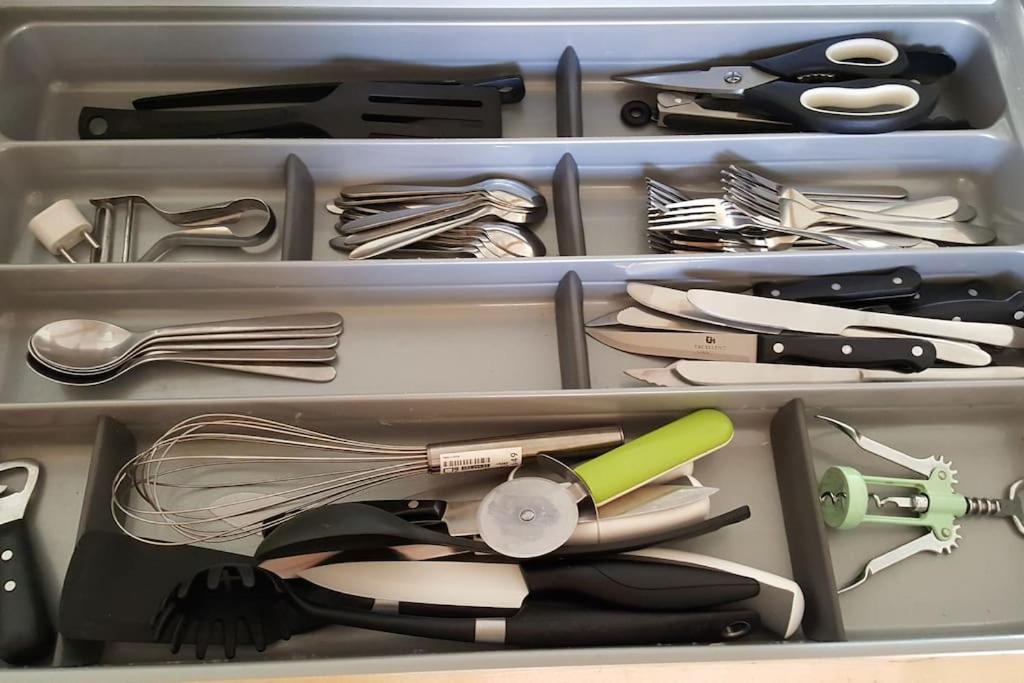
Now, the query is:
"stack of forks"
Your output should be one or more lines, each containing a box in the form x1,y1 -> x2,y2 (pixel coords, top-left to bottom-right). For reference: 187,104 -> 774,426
646,166 -> 996,253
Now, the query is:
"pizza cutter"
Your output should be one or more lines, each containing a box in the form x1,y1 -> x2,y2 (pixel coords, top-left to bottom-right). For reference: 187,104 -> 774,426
476,409 -> 735,558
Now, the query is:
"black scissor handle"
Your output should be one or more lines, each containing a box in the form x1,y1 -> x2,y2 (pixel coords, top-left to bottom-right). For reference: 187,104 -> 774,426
752,35 -> 910,81
743,78 -> 939,134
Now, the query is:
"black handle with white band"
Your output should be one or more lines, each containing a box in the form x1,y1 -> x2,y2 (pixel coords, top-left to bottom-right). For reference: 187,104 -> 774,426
751,268 -> 921,304
300,557 -> 759,614
751,36 -> 909,80
757,334 -> 936,372
292,589 -> 759,646
743,78 -> 939,134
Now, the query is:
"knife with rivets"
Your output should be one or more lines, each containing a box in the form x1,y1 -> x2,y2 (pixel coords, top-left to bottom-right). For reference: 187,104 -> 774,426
588,327 -> 936,371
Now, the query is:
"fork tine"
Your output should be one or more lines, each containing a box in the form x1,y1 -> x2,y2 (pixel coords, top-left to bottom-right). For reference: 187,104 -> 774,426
724,188 -> 779,218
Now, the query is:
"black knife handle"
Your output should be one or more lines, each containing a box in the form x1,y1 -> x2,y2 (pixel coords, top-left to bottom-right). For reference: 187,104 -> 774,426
504,604 -> 759,646
751,268 -> 921,304
896,291 -> 1024,326
0,519 -> 53,665
360,500 -> 448,527
758,334 -> 936,372
79,105 -> 296,139
900,280 -> 997,307
523,559 -> 758,611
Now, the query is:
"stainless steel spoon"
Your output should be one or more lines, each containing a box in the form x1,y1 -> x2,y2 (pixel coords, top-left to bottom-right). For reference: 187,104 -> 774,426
27,353 -> 337,385
340,178 -> 545,208
31,336 -> 340,375
30,312 -> 343,373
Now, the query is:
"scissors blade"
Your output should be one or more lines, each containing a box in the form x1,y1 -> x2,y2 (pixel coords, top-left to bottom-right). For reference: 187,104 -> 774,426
614,66 -> 778,97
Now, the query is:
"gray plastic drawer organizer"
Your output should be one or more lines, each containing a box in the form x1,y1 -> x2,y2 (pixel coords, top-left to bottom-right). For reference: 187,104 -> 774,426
3,2 -> 1024,680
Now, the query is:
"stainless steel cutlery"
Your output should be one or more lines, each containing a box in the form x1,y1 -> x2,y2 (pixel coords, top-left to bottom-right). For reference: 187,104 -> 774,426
627,361 -> 1024,387
328,178 -> 547,259
27,312 -> 343,384
646,166 -> 993,253
585,269 -> 1024,388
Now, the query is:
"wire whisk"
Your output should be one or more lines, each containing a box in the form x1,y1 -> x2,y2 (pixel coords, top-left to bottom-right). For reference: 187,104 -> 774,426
112,413 -> 623,546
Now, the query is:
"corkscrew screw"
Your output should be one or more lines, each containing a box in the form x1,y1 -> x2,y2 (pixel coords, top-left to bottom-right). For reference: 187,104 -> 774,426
815,414 -> 1024,594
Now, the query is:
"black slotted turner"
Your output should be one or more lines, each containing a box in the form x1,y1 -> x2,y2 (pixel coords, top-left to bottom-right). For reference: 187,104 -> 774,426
79,81 -> 503,139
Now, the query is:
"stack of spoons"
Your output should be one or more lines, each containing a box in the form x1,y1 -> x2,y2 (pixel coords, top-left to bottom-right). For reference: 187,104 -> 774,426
327,178 -> 547,259
27,312 -> 343,386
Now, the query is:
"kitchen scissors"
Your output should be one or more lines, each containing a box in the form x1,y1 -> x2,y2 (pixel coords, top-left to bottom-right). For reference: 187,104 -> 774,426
615,35 -> 944,134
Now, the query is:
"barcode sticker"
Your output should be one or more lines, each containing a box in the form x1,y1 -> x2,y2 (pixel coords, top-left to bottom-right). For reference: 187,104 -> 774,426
439,446 -> 523,474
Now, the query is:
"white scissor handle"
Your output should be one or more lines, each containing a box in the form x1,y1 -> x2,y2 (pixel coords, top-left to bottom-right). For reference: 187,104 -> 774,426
825,38 -> 901,68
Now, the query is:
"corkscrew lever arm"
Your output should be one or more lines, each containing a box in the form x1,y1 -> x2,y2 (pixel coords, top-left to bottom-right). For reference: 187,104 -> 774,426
816,414 -> 954,480
839,529 -> 959,594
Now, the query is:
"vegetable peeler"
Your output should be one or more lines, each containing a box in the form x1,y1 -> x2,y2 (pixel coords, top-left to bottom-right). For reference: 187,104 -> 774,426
816,414 -> 1024,593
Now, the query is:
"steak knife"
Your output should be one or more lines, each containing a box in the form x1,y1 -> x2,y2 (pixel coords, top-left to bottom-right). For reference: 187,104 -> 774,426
749,267 -> 922,304
586,307 -> 723,333
588,328 -> 936,371
626,283 -> 992,366
895,291 -> 1024,326
298,556 -> 759,613
684,288 -> 1024,348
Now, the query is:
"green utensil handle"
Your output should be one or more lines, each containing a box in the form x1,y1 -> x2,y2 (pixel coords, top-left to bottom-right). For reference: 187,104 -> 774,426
573,409 -> 734,505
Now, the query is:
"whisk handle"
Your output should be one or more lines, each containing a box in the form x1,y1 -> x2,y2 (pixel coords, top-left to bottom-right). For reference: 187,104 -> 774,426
426,426 -> 625,473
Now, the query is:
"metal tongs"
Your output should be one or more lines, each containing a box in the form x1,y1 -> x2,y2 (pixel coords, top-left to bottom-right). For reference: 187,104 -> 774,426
816,415 -> 1024,593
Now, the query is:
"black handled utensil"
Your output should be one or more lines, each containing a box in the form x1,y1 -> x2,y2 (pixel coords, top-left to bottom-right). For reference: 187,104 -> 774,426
751,269 -> 998,309
297,556 -> 759,613
80,82 -> 504,139
588,328 -> 937,372
0,461 -> 53,665
131,74 -> 526,108
255,502 -> 752,562
895,291 -> 1024,326
750,267 -> 922,304
154,564 -> 759,659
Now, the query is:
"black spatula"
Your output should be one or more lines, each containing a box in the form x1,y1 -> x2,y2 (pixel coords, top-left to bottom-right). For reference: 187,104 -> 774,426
79,82 -> 503,139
